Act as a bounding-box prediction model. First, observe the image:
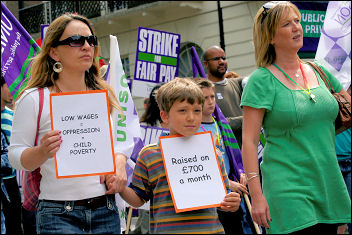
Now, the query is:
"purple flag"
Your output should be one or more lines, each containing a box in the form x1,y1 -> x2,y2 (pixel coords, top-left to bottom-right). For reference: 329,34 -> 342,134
1,2 -> 40,99
315,1 -> 351,90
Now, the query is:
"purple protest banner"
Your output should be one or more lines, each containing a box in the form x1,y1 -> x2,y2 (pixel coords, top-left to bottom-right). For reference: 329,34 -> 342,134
140,125 -> 169,145
132,27 -> 181,97
1,2 -> 41,99
315,1 -> 351,90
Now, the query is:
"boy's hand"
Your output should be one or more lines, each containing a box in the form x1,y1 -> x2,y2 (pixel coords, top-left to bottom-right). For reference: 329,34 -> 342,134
102,153 -> 128,194
229,180 -> 248,196
101,172 -> 127,194
220,192 -> 241,212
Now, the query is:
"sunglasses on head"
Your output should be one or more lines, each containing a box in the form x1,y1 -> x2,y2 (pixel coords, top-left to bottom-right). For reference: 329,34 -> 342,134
53,35 -> 98,47
207,56 -> 227,62
261,1 -> 279,23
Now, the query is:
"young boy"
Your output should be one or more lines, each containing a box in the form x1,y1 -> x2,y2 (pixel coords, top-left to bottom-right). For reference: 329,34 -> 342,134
119,78 -> 241,234
195,78 -> 250,234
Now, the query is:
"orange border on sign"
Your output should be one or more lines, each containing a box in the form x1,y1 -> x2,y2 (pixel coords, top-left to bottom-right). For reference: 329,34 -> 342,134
49,90 -> 116,179
159,131 -> 227,213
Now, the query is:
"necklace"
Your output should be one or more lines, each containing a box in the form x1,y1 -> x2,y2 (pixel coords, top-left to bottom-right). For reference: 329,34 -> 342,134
200,116 -> 221,146
273,62 -> 316,103
53,82 -> 89,93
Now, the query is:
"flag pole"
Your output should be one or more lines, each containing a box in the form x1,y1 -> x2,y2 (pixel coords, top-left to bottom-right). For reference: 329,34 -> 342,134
244,194 -> 261,234
125,207 -> 133,234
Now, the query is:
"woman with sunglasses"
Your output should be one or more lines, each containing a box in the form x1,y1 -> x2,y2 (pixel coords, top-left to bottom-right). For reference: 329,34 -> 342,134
241,1 -> 351,234
9,13 -> 127,233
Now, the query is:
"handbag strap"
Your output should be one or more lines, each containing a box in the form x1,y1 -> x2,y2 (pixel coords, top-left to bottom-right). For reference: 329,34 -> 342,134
35,88 -> 44,146
306,61 -> 336,94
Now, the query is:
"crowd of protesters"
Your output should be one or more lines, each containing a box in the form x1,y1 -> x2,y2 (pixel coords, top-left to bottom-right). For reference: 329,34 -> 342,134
1,1 -> 351,234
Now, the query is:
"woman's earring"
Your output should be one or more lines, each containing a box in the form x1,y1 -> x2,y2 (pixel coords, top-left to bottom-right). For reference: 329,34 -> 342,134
53,61 -> 63,73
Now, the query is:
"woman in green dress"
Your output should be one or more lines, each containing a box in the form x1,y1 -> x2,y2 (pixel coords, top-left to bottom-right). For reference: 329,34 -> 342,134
241,1 -> 351,234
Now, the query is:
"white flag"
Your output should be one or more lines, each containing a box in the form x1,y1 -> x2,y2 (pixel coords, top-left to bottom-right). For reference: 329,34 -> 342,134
108,35 -> 145,232
315,1 -> 351,90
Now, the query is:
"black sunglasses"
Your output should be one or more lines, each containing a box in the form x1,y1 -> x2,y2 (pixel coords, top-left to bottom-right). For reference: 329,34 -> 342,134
53,35 -> 98,47
206,56 -> 226,62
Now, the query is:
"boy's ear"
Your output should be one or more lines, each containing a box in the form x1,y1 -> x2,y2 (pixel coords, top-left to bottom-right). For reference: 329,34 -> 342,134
160,110 -> 169,125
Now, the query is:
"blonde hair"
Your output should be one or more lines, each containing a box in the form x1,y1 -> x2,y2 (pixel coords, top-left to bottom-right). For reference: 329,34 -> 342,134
19,13 -> 121,113
194,78 -> 214,90
156,77 -> 204,113
253,1 -> 301,67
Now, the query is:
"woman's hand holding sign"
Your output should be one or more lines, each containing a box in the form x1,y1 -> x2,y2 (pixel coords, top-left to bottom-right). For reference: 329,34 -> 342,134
39,130 -> 62,158
21,130 -> 62,171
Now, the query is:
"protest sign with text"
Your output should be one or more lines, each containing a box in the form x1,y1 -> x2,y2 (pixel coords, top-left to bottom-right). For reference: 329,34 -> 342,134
132,27 -> 181,97
50,90 -> 116,179
159,131 -> 227,213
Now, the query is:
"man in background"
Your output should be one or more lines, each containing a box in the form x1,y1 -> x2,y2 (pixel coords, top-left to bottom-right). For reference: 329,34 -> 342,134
203,46 -> 244,148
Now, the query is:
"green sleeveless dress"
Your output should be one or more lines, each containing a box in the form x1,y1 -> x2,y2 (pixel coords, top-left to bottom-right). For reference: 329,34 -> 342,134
241,63 -> 351,233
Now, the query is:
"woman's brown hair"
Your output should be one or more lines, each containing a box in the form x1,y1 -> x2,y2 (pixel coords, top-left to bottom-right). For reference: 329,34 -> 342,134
19,13 -> 122,113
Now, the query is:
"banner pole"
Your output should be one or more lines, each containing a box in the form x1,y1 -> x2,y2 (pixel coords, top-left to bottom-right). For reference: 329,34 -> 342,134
244,193 -> 261,234
125,207 -> 133,234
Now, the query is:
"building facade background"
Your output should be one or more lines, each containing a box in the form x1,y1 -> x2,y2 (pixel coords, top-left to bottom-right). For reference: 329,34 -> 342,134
3,1 -> 326,117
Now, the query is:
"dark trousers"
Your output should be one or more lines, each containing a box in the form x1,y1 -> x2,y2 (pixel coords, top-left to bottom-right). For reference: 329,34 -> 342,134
289,223 -> 338,234
217,206 -> 244,234
0,176 -> 23,234
21,207 -> 36,234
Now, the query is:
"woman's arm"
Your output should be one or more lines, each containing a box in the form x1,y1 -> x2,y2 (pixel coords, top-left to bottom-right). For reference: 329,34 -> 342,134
242,106 -> 271,229
104,153 -> 127,194
20,130 -> 62,170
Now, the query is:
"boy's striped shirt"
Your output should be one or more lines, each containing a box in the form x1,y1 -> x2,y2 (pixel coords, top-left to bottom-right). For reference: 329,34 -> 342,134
130,143 -> 230,234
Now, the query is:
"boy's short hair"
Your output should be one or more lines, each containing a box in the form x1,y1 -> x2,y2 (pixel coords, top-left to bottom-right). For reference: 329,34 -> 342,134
156,77 -> 204,113
194,78 -> 214,90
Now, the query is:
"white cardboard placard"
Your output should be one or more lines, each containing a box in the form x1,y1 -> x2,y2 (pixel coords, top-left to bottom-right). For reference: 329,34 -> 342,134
50,90 -> 116,178
159,131 -> 227,213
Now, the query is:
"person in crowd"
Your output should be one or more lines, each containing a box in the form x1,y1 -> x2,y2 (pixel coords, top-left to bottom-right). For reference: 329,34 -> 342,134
139,84 -> 165,128
118,77 -> 241,234
132,83 -> 166,234
241,1 -> 351,234
1,74 -> 15,141
195,78 -> 253,234
8,13 -> 127,234
335,85 -> 351,234
143,98 -> 149,113
1,130 -> 11,234
0,75 -> 23,235
203,46 -> 244,148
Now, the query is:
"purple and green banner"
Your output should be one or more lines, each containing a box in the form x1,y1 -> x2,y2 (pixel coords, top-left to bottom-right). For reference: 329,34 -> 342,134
1,2 -> 41,99
132,27 -> 181,97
